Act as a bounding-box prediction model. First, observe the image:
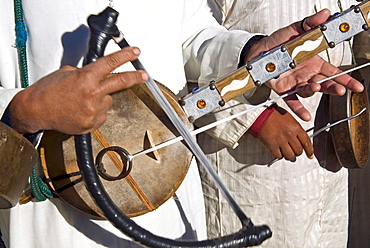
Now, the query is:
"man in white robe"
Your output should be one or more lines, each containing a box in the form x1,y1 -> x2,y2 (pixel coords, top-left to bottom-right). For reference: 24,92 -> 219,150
199,0 -> 358,247
0,0 -> 363,247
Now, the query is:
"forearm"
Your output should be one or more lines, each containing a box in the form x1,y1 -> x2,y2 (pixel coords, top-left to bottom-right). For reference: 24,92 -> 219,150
184,28 -> 260,85
184,28 -> 272,147
183,28 -> 271,147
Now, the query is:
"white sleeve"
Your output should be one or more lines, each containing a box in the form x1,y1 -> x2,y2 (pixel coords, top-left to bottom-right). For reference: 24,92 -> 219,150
0,89 -> 23,118
181,0 -> 270,148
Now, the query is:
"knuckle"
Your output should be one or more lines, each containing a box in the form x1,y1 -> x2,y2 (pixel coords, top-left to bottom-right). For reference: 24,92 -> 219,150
129,71 -> 142,81
296,148 -> 303,156
78,104 -> 99,127
87,115 -> 106,132
118,72 -> 141,86
271,149 -> 282,159
104,53 -> 121,69
103,93 -> 113,103
81,113 -> 95,130
84,118 -> 99,132
76,68 -> 95,84
133,71 -> 145,83
115,75 -> 129,87
303,139 -> 313,149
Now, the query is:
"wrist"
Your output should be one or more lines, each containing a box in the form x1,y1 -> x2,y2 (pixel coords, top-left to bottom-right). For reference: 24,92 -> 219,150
248,104 -> 277,138
10,90 -> 42,134
243,36 -> 269,64
239,35 -> 267,67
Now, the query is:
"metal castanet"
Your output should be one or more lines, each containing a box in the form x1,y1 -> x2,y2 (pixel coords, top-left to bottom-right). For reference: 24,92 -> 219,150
0,122 -> 38,208
40,82 -> 193,217
181,0 -> 370,122
329,74 -> 370,169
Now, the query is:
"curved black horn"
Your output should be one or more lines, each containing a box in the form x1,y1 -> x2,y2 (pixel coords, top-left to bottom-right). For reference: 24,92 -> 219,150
74,7 -> 272,248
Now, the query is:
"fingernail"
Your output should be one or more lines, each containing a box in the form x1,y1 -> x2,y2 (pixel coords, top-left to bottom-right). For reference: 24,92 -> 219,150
133,47 -> 140,55
142,71 -> 148,81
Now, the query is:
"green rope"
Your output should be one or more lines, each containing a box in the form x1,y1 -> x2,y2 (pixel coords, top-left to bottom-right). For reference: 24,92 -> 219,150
30,167 -> 54,201
14,0 -> 54,201
14,0 -> 29,88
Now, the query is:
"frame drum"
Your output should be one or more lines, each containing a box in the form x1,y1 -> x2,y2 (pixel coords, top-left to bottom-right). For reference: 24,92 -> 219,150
40,83 -> 193,217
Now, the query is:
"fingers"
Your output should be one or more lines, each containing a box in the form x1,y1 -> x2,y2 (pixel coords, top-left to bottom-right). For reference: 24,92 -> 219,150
87,47 -> 142,77
319,62 -> 364,93
268,146 -> 283,160
280,58 -> 363,121
99,70 -> 148,95
278,133 -> 312,161
298,132 -> 314,159
297,63 -> 364,96
12,47 -> 148,135
270,139 -> 304,161
279,142 -> 298,161
257,107 -> 313,162
81,46 -> 148,95
300,9 -> 331,32
283,94 -> 312,121
271,134 -> 313,162
296,82 -> 321,98
309,75 -> 347,96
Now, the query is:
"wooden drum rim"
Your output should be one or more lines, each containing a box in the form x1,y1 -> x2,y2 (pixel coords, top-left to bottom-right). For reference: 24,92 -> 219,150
329,85 -> 370,169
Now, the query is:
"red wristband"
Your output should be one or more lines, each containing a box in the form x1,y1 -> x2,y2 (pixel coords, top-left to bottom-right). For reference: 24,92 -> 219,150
248,104 -> 276,138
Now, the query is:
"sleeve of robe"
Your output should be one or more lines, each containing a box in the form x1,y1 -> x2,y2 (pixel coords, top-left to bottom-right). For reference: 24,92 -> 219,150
182,0 -> 270,148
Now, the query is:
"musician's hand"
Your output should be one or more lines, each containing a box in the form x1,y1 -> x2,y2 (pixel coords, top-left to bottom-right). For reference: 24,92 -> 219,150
257,105 -> 314,161
10,47 -> 147,135
244,9 -> 364,121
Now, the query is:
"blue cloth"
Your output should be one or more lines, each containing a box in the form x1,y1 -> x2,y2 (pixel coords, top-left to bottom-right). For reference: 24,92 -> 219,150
1,106 -> 40,144
238,35 -> 266,68
0,228 -> 5,248
0,106 -> 12,127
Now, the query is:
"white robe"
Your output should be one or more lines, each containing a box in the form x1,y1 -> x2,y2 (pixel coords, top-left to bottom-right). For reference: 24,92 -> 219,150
0,1 -> 257,247
198,0 -> 356,247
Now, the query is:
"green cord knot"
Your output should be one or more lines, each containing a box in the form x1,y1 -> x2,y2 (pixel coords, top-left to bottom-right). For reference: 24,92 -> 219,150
30,166 -> 54,201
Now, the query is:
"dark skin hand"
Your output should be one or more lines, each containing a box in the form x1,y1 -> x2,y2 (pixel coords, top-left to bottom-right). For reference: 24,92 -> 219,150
244,9 -> 364,121
257,105 -> 314,161
10,47 -> 148,135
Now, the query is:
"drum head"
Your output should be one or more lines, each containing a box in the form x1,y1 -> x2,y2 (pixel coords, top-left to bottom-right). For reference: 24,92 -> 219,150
40,83 -> 193,217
